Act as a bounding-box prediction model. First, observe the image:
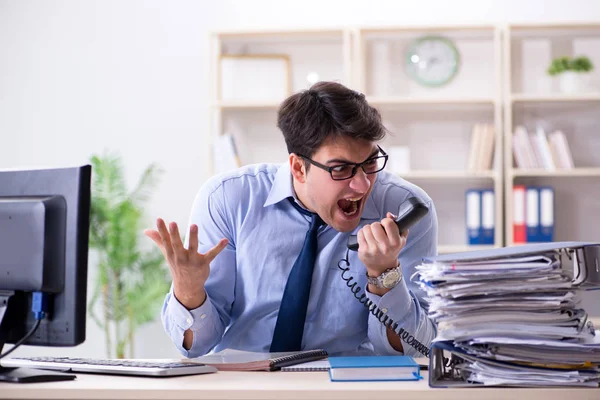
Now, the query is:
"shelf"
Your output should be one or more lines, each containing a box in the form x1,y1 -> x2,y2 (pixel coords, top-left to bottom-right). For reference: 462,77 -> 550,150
359,25 -> 496,41
368,96 -> 495,106
439,244 -> 497,254
399,170 -> 497,180
510,168 -> 600,177
213,101 -> 282,110
510,93 -> 600,103
214,28 -> 345,39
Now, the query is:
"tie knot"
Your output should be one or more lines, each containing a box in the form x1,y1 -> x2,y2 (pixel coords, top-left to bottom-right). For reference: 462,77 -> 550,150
310,214 -> 324,231
289,198 -> 323,227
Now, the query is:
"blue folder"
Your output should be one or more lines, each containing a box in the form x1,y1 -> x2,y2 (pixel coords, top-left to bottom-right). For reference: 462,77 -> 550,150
328,355 -> 421,382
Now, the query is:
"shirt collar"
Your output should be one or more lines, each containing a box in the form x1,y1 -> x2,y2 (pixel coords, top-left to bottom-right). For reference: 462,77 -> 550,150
263,163 -> 381,221
264,163 -> 295,208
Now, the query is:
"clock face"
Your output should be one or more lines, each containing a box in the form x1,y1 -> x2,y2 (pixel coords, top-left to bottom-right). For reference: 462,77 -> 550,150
405,36 -> 460,87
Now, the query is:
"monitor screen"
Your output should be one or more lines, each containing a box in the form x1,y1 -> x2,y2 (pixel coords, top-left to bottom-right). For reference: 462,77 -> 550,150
0,164 -> 91,379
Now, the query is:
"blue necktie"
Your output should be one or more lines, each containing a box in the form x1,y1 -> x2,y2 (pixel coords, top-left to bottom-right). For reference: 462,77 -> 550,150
270,199 -> 324,352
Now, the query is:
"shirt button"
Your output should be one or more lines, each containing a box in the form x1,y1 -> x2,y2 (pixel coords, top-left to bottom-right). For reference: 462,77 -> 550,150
200,314 -> 207,319
186,317 -> 192,325
381,308 -> 388,313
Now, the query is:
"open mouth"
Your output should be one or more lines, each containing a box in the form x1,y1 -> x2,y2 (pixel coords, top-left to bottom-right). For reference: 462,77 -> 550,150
337,197 -> 362,217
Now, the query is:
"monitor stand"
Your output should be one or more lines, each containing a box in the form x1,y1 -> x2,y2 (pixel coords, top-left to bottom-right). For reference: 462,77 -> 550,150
0,292 -> 76,383
0,365 -> 76,383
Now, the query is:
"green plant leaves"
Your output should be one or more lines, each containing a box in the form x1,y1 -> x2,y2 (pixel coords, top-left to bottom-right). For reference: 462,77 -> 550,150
88,151 -> 170,358
547,56 -> 594,75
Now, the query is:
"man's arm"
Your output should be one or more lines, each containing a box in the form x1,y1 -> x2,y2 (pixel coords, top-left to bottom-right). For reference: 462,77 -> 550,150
365,199 -> 438,356
159,180 -> 237,357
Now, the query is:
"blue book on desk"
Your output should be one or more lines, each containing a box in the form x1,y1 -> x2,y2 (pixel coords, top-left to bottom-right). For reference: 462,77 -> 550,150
328,355 -> 421,382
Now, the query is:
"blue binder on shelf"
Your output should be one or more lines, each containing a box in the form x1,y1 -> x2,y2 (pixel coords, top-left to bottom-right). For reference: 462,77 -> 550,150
525,186 -> 540,242
538,186 -> 555,242
525,186 -> 555,243
465,189 -> 481,245
465,189 -> 494,245
480,189 -> 495,245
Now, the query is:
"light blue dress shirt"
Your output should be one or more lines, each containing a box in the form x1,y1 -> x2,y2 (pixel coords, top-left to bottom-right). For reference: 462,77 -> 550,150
161,163 -> 438,358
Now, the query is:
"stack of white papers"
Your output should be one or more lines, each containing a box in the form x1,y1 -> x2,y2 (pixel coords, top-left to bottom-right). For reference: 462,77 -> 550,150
415,251 -> 600,387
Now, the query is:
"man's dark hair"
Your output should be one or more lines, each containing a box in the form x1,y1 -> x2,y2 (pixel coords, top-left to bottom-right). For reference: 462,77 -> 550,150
277,81 -> 387,161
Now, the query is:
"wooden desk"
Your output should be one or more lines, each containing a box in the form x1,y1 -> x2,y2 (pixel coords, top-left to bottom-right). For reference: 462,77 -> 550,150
0,370 -> 598,400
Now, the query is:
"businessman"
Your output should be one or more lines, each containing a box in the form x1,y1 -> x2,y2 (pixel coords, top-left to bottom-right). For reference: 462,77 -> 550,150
145,81 -> 438,358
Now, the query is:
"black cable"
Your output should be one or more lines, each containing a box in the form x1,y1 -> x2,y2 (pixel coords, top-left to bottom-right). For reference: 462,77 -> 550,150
0,319 -> 41,360
337,248 -> 431,358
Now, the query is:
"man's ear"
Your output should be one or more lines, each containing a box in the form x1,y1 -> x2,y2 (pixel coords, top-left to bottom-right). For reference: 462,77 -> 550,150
289,154 -> 307,183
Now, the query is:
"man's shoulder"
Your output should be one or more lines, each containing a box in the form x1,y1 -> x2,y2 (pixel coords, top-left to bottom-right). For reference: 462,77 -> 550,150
201,163 -> 281,194
373,170 -> 433,204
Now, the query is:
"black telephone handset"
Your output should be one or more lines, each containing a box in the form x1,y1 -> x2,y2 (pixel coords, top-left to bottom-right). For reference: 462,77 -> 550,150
338,196 -> 433,358
347,197 -> 429,251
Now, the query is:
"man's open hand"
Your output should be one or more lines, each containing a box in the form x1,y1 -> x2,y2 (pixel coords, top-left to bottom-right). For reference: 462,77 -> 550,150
144,218 -> 227,309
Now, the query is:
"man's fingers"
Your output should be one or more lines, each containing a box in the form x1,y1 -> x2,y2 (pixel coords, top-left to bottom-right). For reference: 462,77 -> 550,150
144,229 -> 163,247
188,224 -> 199,254
360,225 -> 377,251
203,238 -> 229,264
381,218 -> 400,245
156,218 -> 175,260
144,229 -> 170,260
357,230 -> 369,252
156,218 -> 172,246
370,222 -> 389,245
169,222 -> 185,252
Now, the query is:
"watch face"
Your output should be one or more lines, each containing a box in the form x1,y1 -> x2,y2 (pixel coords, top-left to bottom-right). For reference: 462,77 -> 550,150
382,270 -> 401,289
405,35 -> 459,87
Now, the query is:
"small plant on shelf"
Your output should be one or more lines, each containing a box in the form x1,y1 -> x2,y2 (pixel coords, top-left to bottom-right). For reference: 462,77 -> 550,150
547,56 -> 594,75
547,56 -> 595,93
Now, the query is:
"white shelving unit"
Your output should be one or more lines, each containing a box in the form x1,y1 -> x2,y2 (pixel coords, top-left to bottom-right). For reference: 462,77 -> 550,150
503,23 -> 600,246
209,25 -> 504,254
503,23 -> 600,318
209,29 -> 352,169
355,25 -> 504,253
209,23 -> 600,264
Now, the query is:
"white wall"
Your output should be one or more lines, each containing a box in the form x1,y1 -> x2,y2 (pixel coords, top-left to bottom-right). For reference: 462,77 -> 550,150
1,0 -> 599,359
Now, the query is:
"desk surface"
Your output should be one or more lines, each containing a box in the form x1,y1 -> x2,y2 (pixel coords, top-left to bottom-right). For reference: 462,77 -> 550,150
0,370 -> 598,400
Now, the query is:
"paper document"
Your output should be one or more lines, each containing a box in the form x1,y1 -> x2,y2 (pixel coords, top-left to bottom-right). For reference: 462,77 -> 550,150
416,242 -> 600,387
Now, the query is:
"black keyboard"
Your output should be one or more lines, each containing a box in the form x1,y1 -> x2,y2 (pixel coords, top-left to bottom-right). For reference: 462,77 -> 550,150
1,356 -> 218,377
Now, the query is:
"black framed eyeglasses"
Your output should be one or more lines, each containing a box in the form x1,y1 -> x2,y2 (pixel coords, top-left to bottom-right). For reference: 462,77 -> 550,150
298,146 -> 389,181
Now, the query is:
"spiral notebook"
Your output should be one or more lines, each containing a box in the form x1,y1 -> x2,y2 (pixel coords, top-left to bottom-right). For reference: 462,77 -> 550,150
187,349 -> 328,371
281,359 -> 330,371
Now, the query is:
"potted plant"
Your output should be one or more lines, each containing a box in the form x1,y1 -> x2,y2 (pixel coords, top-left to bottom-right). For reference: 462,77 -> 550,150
547,55 -> 594,93
88,151 -> 171,359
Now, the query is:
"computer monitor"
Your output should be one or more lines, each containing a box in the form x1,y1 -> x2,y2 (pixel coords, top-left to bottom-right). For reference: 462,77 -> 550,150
0,164 -> 91,382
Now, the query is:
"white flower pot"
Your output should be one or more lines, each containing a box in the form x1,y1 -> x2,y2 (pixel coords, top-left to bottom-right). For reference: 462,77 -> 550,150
558,71 -> 591,93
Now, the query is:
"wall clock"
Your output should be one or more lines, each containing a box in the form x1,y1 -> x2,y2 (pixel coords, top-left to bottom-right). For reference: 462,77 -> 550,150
404,35 -> 460,87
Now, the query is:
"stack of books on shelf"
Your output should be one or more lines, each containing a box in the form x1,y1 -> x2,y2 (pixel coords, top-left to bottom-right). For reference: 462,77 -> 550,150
467,123 -> 495,172
465,188 -> 495,245
416,244 -> 600,387
512,125 -> 575,170
512,185 -> 554,244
